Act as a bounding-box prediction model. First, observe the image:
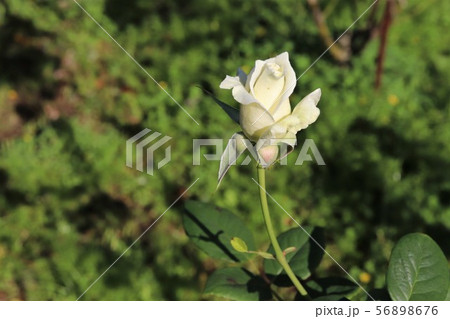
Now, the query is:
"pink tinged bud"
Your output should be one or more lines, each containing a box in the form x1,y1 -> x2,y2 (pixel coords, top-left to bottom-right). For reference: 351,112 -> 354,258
258,145 -> 279,167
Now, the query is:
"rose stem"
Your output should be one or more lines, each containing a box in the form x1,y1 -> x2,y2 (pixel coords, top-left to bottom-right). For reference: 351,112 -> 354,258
257,166 -> 310,299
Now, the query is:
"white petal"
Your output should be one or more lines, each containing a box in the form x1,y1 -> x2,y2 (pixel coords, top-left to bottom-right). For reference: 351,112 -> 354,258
249,59 -> 272,100
269,52 -> 297,116
253,61 -> 285,110
220,74 -> 259,106
240,102 -> 275,141
272,98 -> 291,122
218,132 -> 249,186
277,114 -> 301,129
231,85 -> 258,106
255,123 -> 287,149
278,131 -> 297,147
220,75 -> 242,89
256,118 -> 298,148
291,88 -> 321,130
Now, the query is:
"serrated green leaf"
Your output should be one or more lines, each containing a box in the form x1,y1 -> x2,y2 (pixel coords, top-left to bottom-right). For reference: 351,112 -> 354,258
183,200 -> 255,262
264,226 -> 324,281
204,267 -> 272,301
230,237 -> 248,253
387,233 -> 449,301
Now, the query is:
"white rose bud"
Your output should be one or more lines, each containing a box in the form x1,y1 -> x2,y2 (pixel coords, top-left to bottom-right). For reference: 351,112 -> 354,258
258,145 -> 279,167
220,52 -> 296,141
218,52 -> 322,178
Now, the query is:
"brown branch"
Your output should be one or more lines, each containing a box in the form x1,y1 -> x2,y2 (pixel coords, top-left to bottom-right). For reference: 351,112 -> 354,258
375,0 -> 395,90
307,0 -> 350,63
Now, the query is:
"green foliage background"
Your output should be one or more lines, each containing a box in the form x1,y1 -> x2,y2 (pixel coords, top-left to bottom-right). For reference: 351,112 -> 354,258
0,0 -> 449,300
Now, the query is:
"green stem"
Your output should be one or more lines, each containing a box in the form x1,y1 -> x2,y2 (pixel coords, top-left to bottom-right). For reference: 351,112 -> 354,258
257,166 -> 310,299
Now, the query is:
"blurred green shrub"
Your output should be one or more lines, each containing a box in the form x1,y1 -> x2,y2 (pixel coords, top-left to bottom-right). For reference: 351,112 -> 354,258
0,0 -> 448,300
